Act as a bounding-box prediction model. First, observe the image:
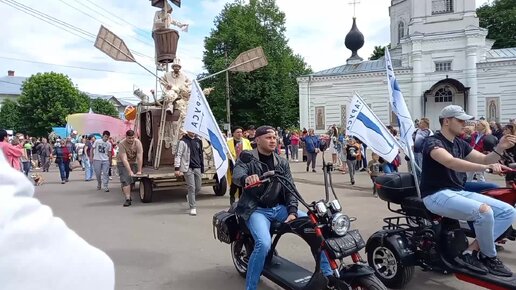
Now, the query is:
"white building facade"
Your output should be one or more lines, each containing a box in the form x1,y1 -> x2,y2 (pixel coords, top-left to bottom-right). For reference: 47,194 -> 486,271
298,0 -> 516,132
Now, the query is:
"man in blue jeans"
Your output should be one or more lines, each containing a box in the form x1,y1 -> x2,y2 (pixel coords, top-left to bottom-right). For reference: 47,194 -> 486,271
420,105 -> 516,277
233,126 -> 333,290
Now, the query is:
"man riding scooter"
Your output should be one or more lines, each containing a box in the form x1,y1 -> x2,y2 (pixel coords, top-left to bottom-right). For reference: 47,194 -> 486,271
232,125 -> 334,290
420,105 -> 516,277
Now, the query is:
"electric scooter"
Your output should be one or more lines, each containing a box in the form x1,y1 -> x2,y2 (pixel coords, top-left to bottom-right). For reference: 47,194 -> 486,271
365,171 -> 516,290
213,149 -> 386,290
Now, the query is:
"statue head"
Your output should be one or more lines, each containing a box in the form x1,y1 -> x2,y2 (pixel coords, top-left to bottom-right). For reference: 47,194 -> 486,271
172,58 -> 181,72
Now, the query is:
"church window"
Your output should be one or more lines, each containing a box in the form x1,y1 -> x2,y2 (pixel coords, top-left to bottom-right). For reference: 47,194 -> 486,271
434,87 -> 453,103
432,0 -> 454,15
435,61 -> 452,72
398,21 -> 406,44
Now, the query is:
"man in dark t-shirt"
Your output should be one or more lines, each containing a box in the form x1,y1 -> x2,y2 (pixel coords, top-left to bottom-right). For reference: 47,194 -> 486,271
420,105 -> 516,277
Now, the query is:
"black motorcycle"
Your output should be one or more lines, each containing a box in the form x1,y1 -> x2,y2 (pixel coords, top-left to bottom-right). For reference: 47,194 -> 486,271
213,149 -> 386,290
365,172 -> 516,290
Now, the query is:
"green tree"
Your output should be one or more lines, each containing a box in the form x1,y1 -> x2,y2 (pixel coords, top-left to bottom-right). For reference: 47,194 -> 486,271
369,45 -> 390,60
0,99 -> 22,131
477,0 -> 516,49
17,72 -> 89,136
202,0 -> 311,128
89,97 -> 119,118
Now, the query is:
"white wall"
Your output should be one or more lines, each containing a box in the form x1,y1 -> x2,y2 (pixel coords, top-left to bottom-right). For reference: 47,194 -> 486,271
477,61 -> 516,122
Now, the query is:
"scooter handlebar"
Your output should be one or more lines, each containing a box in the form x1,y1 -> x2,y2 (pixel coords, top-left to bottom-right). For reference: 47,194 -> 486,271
244,171 -> 275,190
485,167 -> 516,174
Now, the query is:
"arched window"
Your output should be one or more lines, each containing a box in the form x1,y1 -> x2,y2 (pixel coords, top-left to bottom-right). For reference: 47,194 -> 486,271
434,87 -> 453,103
432,0 -> 453,15
398,21 -> 405,44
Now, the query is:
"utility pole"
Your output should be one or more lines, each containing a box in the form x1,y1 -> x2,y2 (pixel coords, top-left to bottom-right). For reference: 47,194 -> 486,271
225,50 -> 231,136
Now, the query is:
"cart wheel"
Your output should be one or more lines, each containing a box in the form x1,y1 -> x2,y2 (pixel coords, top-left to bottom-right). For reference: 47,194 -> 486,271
139,178 -> 153,203
213,175 -> 227,196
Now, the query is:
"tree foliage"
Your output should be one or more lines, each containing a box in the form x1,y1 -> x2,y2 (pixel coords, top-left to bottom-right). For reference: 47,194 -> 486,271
477,0 -> 516,49
89,97 -> 119,118
17,72 -> 89,136
0,99 -> 21,131
202,0 -> 311,129
369,45 -> 391,60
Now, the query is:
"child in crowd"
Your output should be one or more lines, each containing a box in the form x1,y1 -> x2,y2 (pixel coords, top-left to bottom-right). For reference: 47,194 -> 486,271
367,152 -> 383,197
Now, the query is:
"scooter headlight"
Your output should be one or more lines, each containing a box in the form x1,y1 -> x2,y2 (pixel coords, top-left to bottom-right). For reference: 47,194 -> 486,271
331,213 -> 350,236
315,201 -> 328,216
328,200 -> 341,212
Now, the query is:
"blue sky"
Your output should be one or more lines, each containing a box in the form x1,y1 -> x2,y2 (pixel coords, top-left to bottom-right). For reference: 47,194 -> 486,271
0,0 -> 489,103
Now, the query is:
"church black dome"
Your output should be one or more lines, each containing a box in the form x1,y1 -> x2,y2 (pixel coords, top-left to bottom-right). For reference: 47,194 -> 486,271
345,17 -> 364,60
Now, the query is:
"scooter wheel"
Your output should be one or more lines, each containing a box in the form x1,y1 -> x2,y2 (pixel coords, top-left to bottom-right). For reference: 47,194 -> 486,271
231,239 -> 252,278
351,275 -> 387,290
366,238 -> 414,289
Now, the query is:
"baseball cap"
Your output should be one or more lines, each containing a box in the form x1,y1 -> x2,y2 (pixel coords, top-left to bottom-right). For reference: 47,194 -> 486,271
439,105 -> 474,121
255,126 -> 275,138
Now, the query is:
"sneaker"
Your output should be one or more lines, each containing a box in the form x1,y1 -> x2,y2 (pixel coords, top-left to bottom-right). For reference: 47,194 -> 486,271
104,188 -> 110,192
189,208 -> 197,216
109,176 -> 113,180
359,168 -> 366,172
97,185 -> 101,190
306,166 -> 309,172
312,169 -> 316,173
123,199 -> 131,207
351,180 -> 355,185
480,255 -> 513,277
61,180 -> 65,184
455,251 -> 488,274
65,179 -> 69,182
373,193 -> 378,198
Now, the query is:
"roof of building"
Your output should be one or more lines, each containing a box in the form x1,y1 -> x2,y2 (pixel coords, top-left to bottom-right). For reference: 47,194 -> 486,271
0,76 -> 27,95
310,57 -> 403,77
486,47 -> 516,60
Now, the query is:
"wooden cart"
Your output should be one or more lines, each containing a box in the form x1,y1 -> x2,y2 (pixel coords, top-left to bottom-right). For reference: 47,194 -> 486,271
134,104 -> 227,203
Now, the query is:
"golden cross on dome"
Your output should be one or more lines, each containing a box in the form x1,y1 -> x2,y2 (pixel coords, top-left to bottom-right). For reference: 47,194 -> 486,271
349,0 -> 360,17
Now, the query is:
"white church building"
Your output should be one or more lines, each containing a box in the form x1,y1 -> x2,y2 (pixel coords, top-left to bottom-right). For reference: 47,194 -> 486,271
298,0 -> 516,132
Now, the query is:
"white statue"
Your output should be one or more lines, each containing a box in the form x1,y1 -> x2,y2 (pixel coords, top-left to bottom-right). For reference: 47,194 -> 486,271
159,58 -> 191,153
152,1 -> 188,32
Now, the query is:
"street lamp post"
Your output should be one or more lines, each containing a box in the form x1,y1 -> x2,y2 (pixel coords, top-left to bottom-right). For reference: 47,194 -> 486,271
225,50 -> 231,136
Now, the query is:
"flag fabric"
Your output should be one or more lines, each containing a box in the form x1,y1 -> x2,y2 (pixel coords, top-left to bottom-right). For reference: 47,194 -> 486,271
184,80 -> 231,181
346,93 -> 400,162
385,48 -> 415,152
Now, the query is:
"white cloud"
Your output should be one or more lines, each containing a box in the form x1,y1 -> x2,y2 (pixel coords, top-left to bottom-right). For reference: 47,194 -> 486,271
0,0 -> 492,102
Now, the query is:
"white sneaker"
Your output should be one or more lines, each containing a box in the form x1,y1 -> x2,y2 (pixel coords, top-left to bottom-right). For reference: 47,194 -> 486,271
189,208 -> 197,216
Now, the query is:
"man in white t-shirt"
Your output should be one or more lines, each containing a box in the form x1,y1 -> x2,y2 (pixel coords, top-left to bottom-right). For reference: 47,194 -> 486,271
0,146 -> 115,290
93,130 -> 112,192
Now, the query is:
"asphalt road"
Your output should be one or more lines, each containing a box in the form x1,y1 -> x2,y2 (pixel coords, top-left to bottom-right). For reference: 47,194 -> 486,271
34,160 -> 515,290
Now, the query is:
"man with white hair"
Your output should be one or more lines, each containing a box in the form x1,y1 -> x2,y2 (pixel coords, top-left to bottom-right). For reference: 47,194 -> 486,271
0,147 -> 114,289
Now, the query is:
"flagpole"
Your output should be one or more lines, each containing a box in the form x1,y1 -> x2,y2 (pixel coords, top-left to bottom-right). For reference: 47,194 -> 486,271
353,92 -> 405,151
354,91 -> 421,197
383,48 -> 421,197
192,80 -> 234,164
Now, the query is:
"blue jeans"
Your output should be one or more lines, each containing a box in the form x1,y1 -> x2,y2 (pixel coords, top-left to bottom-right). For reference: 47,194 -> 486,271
22,161 -> 31,176
464,181 -> 499,193
362,144 -> 368,168
57,161 -> 70,181
82,155 -> 93,181
423,189 -> 516,257
382,163 -> 394,174
245,205 -> 333,290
